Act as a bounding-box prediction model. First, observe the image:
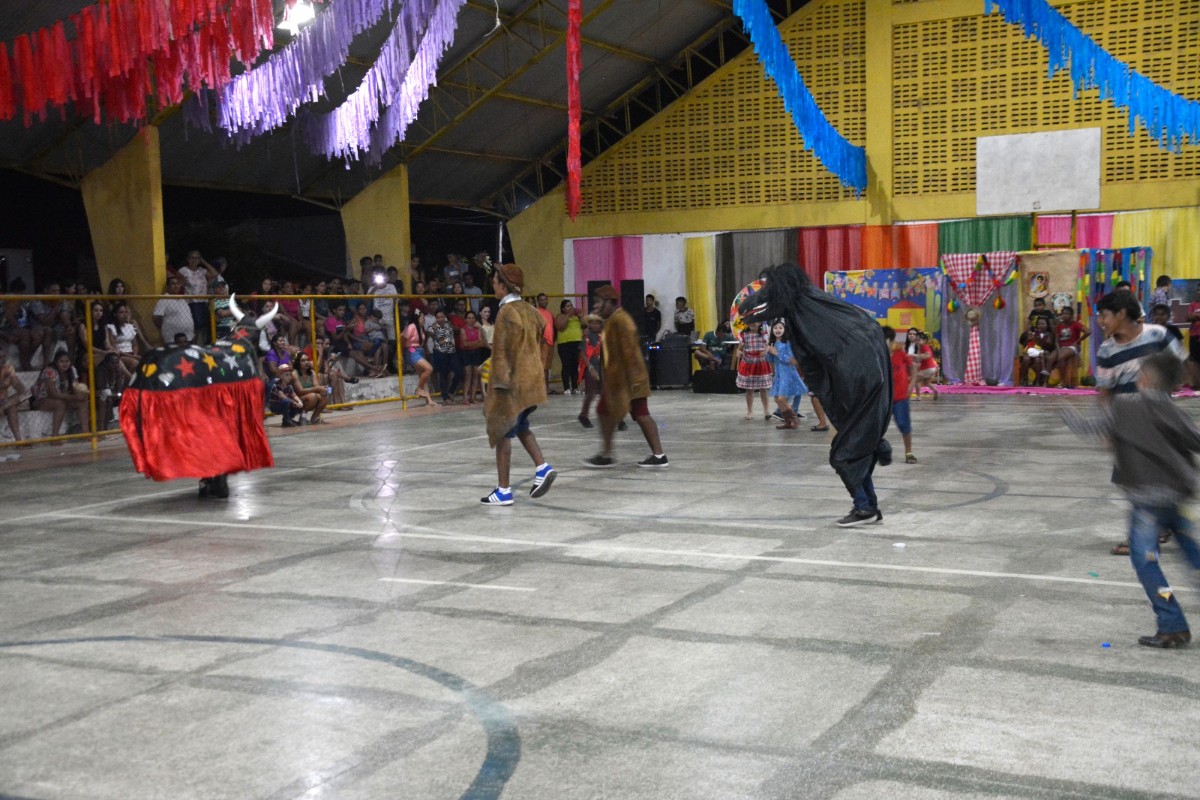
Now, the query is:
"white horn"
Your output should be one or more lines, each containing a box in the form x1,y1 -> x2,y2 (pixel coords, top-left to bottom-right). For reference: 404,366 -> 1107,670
256,301 -> 280,330
228,293 -> 245,322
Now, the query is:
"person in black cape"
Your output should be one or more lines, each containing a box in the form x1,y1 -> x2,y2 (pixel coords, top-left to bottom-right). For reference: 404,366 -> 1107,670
738,263 -> 893,526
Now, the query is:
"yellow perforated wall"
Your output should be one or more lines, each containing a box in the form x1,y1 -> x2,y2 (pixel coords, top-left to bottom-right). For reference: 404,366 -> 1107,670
578,0 -> 867,217
892,0 -> 1200,198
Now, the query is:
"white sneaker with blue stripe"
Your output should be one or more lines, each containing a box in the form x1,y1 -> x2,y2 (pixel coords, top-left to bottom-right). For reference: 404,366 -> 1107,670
481,487 -> 514,506
530,464 -> 556,498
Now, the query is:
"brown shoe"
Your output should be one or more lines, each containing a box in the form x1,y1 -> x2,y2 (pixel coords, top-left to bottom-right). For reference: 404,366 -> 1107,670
775,408 -> 799,429
1138,630 -> 1191,649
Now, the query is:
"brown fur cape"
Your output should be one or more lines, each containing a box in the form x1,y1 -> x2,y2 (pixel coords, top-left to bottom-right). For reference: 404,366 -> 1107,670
599,306 -> 651,422
484,297 -> 549,447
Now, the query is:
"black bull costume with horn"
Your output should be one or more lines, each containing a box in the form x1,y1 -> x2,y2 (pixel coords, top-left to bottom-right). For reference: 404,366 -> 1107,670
738,264 -> 892,498
119,296 -> 278,491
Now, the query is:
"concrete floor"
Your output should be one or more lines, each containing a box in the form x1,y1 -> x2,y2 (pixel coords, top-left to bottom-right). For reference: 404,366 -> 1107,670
1,389 -> 1199,800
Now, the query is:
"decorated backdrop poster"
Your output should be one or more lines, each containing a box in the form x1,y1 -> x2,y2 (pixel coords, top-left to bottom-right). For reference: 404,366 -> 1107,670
823,268 -> 943,334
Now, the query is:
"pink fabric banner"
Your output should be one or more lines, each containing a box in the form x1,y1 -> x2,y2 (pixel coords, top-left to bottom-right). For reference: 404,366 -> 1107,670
1036,215 -> 1114,249
573,237 -> 643,297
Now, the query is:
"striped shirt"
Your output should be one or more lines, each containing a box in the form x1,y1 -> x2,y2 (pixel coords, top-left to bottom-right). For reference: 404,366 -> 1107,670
1094,323 -> 1185,394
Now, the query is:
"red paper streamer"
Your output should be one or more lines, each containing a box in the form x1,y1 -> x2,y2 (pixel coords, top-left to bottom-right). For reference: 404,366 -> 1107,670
565,0 -> 583,220
0,42 -> 12,122
4,0 -> 275,128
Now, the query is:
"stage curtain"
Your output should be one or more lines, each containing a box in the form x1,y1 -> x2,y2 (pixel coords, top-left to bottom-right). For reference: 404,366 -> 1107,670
1112,207 -> 1200,280
894,223 -> 939,268
716,229 -> 795,319
939,216 -> 1033,255
798,225 -> 862,284
685,236 -> 718,336
862,226 -> 892,269
862,224 -> 940,269
572,236 -> 643,297
1077,215 -> 1114,249
1036,215 -> 1114,248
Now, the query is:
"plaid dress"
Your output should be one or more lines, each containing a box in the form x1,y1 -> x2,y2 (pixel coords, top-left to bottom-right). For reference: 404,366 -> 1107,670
736,330 -> 773,390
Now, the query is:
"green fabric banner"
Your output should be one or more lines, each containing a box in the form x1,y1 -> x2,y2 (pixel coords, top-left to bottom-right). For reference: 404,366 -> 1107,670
939,217 -> 1032,256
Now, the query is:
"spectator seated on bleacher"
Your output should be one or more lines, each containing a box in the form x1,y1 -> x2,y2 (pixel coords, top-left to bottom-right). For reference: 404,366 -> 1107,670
267,364 -> 304,427
30,350 -> 91,437
0,349 -> 27,441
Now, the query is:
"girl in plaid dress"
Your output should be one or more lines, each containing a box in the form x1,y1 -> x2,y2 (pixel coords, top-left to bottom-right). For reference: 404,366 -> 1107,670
735,323 -> 773,420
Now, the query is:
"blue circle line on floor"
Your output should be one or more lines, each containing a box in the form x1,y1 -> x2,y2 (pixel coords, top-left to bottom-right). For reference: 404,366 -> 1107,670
0,634 -> 519,800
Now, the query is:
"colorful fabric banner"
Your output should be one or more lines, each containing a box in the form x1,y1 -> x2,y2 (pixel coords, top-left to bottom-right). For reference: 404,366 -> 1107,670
823,268 -> 943,334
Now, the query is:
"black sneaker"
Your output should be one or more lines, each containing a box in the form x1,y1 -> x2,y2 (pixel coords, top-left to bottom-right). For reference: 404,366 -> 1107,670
583,454 -> 616,468
836,509 -> 883,527
578,415 -> 593,428
637,454 -> 669,469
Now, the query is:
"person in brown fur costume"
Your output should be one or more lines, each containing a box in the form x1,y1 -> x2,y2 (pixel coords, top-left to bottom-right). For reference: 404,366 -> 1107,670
480,264 -> 557,505
582,285 -> 668,469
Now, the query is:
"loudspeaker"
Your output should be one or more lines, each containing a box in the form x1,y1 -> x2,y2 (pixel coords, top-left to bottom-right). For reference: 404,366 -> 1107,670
620,279 -> 645,328
691,369 -> 739,394
649,336 -> 692,388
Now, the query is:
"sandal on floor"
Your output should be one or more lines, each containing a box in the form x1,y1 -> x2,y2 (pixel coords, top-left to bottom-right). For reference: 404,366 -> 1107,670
905,453 -> 917,464
1110,542 -> 1130,556
810,425 -> 829,432
742,413 -> 753,421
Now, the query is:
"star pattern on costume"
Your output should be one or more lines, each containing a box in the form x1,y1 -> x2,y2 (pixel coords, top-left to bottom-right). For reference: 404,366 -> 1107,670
231,327 -> 251,341
175,358 -> 196,379
202,354 -> 218,371
224,354 -> 240,370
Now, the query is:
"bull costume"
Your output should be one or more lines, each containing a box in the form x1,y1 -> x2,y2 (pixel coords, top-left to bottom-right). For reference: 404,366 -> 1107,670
582,285 -> 668,469
119,296 -> 277,499
480,264 -> 556,506
738,264 -> 892,526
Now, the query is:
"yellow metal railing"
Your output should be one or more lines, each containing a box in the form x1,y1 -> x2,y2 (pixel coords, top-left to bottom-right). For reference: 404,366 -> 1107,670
0,290 -> 590,454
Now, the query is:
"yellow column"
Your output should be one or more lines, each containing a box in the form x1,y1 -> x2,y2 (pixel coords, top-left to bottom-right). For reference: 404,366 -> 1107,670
81,127 -> 166,299
863,0 -> 894,227
340,163 -> 411,277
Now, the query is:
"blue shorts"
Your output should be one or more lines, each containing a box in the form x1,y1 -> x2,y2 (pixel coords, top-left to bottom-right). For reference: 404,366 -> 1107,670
891,398 -> 912,435
405,347 -> 426,367
505,407 -> 535,439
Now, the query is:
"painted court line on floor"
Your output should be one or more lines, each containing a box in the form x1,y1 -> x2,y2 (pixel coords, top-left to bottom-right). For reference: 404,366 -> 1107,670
1,434 -> 490,527
46,511 -> 1175,593
378,578 -> 536,592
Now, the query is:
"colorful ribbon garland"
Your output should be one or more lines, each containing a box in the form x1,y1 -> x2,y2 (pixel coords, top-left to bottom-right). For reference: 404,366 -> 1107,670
985,0 -> 1200,151
304,0 -> 464,164
0,0 -> 273,127
565,0 -> 583,220
219,0 -> 399,138
731,0 -> 866,193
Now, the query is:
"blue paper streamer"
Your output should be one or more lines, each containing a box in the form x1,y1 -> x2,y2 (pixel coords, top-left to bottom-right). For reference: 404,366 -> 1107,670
732,0 -> 867,193
984,0 -> 1200,151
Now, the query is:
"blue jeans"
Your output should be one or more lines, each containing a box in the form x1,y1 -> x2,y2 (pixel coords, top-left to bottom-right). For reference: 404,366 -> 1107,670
1129,504 -> 1200,634
850,473 -> 877,513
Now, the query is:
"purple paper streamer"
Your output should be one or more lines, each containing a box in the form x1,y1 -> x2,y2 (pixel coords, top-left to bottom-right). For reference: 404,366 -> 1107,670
365,0 -> 466,165
304,0 -> 465,163
218,0 -> 398,137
